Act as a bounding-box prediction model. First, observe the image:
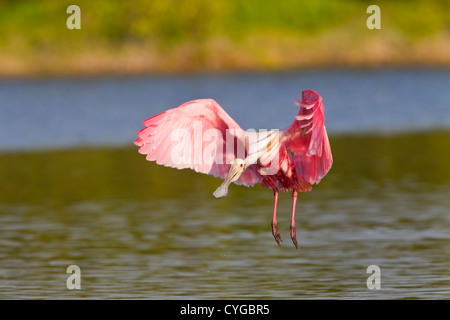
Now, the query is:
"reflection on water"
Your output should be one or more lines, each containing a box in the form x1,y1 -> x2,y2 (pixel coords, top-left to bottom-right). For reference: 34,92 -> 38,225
0,132 -> 449,299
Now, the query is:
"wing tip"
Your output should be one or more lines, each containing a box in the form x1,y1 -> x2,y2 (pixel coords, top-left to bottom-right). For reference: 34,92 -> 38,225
134,138 -> 143,146
301,89 -> 321,105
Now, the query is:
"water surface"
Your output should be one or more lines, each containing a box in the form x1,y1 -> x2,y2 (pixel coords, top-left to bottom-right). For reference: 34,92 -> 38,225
0,70 -> 449,299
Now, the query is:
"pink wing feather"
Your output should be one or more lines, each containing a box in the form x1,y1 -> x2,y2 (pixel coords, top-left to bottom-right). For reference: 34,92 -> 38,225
134,99 -> 261,187
282,90 -> 333,185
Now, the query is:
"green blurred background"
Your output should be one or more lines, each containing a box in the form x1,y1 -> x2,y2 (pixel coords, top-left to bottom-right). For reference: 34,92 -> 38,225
0,0 -> 449,77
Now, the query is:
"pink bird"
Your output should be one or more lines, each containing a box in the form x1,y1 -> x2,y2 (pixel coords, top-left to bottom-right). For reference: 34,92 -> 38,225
134,89 -> 333,248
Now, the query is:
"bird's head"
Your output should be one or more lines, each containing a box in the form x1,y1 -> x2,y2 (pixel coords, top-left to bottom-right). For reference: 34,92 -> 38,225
227,158 -> 246,183
213,158 -> 247,198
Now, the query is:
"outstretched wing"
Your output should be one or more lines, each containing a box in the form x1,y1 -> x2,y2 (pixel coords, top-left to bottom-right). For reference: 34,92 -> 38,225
282,90 -> 333,185
134,99 -> 261,187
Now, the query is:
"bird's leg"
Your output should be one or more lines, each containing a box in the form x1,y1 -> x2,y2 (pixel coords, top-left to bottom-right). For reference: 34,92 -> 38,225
267,181 -> 281,245
271,188 -> 282,245
290,189 -> 299,249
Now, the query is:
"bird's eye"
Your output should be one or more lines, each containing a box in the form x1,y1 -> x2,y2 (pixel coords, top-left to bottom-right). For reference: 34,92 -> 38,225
240,164 -> 243,168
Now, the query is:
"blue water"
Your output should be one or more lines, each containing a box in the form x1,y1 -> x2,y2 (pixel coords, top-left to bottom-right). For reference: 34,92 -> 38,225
1,69 -> 449,151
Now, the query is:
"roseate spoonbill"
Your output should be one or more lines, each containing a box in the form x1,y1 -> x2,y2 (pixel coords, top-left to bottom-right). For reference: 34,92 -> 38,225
134,89 -> 333,248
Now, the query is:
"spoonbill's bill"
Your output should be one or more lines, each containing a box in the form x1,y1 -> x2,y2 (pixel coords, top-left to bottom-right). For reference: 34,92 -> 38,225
135,89 -> 333,248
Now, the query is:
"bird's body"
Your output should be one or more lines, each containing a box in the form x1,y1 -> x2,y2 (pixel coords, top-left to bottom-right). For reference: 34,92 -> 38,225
255,131 -> 311,193
135,89 -> 332,248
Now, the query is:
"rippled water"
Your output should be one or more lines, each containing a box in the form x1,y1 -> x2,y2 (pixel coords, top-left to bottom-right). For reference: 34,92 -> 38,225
0,133 -> 449,299
0,70 -> 449,299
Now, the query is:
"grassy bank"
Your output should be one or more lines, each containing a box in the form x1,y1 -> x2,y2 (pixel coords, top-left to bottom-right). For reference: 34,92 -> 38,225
0,0 -> 449,77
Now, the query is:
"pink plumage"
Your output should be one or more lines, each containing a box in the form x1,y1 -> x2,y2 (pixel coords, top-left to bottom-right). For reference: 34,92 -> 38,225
282,89 -> 333,185
135,99 -> 261,187
135,90 -> 333,248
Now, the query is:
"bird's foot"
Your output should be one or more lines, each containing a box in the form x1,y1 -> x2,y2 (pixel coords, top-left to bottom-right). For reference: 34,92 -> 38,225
290,224 -> 298,249
271,221 -> 282,246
